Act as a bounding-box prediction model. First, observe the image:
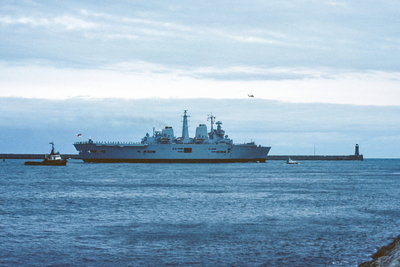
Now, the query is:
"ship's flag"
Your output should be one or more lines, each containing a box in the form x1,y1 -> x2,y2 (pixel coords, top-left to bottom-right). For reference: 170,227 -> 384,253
76,133 -> 82,137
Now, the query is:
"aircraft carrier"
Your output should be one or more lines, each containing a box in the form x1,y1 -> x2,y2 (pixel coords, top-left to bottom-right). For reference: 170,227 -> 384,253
73,111 -> 271,163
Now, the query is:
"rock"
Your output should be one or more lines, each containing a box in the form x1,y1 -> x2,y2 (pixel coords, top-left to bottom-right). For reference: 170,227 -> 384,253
359,236 -> 400,267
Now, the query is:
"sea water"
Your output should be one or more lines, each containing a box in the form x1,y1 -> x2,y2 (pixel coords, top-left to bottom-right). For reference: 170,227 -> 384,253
0,159 -> 399,266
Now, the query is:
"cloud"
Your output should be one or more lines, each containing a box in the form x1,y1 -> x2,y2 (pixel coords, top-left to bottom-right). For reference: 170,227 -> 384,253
2,10 -> 291,45
5,4 -> 397,71
53,15 -> 97,30
1,2 -> 400,103
224,34 -> 285,45
98,62 -> 336,80
84,33 -> 140,41
0,61 -> 400,106
80,9 -> 191,32
0,15 -> 97,30
77,9 -> 295,46
325,1 -> 348,7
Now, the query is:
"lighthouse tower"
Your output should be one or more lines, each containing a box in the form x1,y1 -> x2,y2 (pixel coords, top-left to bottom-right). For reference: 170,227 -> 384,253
355,144 -> 360,156
181,110 -> 190,143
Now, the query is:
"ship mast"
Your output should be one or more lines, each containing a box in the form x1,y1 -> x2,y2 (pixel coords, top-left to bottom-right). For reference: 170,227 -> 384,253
208,114 -> 215,132
207,114 -> 215,140
181,110 -> 190,142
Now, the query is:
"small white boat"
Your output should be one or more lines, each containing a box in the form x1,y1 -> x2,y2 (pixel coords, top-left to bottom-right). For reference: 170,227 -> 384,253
286,157 -> 299,164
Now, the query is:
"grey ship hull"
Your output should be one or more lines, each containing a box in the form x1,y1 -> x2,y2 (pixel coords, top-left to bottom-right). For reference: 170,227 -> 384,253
74,142 -> 271,163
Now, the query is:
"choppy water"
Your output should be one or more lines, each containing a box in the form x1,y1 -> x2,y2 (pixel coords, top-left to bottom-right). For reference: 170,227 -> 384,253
1,159 -> 400,266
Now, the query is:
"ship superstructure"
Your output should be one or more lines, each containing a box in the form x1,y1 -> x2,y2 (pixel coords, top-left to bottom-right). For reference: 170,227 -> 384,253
74,111 -> 271,163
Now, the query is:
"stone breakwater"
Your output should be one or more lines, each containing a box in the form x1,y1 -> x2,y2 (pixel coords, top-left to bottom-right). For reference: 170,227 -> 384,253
359,236 -> 400,267
0,154 -> 363,160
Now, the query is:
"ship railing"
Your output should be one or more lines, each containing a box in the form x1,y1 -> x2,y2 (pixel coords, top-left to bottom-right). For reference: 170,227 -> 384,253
74,141 -> 144,145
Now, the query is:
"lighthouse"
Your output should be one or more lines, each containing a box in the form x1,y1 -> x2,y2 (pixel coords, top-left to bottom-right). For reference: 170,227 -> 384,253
181,110 -> 190,143
355,144 -> 360,156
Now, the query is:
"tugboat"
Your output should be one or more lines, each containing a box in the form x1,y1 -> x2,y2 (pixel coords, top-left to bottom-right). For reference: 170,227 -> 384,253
286,157 -> 299,164
24,142 -> 67,166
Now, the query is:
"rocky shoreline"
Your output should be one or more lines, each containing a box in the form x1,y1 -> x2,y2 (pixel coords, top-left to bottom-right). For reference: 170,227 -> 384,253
359,236 -> 400,267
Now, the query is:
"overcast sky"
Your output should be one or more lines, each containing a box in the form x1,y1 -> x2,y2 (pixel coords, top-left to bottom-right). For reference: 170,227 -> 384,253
1,1 -> 400,157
